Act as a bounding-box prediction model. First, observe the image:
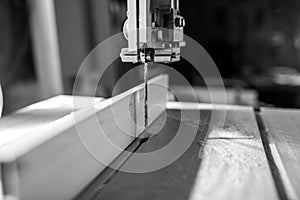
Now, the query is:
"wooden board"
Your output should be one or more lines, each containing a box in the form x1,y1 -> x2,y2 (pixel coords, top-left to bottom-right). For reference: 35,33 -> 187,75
0,75 -> 169,200
261,108 -> 300,200
170,86 -> 257,106
96,103 -> 279,200
0,95 -> 103,200
0,95 -> 103,148
188,105 -> 278,200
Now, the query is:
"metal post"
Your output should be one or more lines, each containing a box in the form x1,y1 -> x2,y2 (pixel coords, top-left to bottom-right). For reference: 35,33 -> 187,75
29,0 -> 64,99
0,85 -> 2,117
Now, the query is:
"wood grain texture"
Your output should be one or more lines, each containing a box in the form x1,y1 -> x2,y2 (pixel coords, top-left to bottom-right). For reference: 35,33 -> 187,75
261,108 -> 300,200
0,75 -> 168,200
97,103 -> 278,200
189,107 -> 278,200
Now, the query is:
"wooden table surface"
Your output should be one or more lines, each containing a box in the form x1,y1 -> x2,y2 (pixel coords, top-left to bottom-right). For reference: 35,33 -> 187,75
261,108 -> 300,200
77,103 -> 300,200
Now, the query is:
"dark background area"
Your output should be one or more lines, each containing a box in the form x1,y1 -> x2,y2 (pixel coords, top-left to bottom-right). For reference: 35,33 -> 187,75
1,0 -> 300,113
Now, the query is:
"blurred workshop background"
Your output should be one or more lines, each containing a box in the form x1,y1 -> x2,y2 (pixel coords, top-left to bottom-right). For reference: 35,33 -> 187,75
1,0 -> 300,114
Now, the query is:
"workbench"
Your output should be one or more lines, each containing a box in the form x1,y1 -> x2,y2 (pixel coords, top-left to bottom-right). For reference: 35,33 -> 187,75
79,103 -> 300,200
0,75 -> 299,200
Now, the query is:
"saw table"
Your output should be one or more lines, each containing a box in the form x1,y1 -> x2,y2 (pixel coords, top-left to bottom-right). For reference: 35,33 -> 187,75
79,103 -> 300,200
0,75 -> 299,200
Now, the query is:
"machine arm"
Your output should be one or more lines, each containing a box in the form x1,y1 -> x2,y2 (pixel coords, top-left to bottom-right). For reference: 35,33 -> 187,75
121,0 -> 185,63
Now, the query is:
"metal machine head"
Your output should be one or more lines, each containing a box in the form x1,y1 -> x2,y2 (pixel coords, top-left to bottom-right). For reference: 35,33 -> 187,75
121,0 -> 185,63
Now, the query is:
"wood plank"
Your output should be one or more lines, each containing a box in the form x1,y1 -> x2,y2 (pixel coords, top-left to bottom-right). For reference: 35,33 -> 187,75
0,96 -> 103,147
0,95 -> 103,200
189,105 -> 278,200
0,75 -> 168,200
170,86 -> 257,106
261,108 -> 300,200
97,103 -> 278,200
